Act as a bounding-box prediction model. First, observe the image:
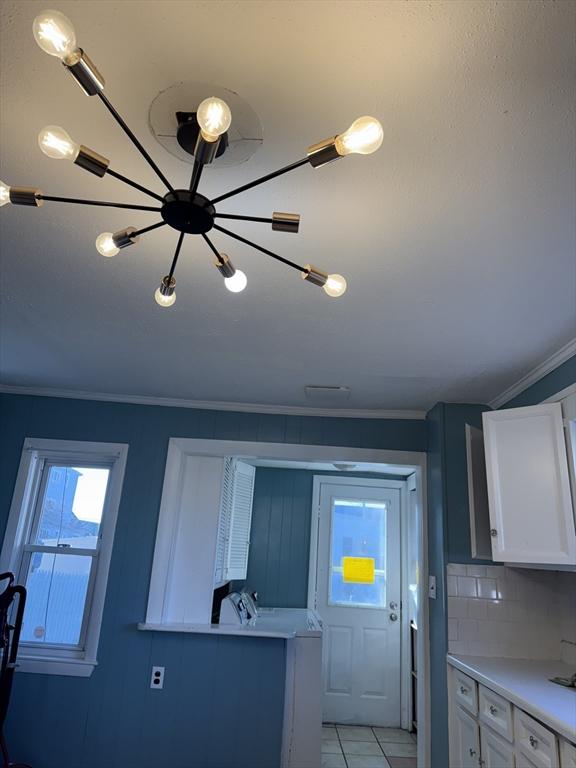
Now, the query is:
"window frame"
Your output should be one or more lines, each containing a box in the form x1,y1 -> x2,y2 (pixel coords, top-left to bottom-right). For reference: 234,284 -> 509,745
0,438 -> 128,676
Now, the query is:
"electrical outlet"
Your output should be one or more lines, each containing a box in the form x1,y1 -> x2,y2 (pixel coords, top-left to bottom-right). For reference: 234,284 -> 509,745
428,575 -> 437,599
150,665 -> 165,689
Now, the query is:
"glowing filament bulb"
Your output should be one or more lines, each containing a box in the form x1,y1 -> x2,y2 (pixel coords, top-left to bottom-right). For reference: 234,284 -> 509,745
224,270 -> 247,293
154,288 -> 176,307
33,10 -> 77,60
335,116 -> 383,156
323,274 -> 347,298
95,233 -> 119,258
0,180 -> 10,207
196,97 -> 232,141
38,125 -> 79,160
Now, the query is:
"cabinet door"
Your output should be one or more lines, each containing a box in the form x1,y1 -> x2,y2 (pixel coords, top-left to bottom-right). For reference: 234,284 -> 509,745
214,458 -> 234,586
452,705 -> 480,768
483,403 -> 576,564
225,460 -> 256,580
481,725 -> 515,768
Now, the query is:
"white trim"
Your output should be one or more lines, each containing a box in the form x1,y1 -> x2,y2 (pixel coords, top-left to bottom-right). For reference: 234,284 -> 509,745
488,339 -> 576,409
0,438 -> 128,676
0,384 -> 425,420
542,383 -> 576,405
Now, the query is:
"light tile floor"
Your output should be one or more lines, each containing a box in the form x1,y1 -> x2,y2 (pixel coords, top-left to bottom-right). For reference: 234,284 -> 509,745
322,724 -> 417,768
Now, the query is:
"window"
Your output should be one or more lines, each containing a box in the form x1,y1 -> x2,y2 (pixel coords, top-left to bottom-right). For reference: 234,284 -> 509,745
0,439 -> 128,676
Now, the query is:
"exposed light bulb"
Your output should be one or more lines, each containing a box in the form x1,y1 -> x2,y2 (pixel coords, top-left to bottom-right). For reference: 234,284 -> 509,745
95,232 -> 119,258
196,97 -> 232,142
323,274 -> 347,298
38,125 -> 79,161
0,180 -> 10,207
335,116 -> 383,157
154,287 -> 176,307
224,270 -> 247,293
33,10 -> 77,61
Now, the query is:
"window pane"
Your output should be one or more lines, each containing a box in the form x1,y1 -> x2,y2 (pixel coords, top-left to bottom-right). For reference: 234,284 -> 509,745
328,499 -> 387,608
35,466 -> 109,549
21,553 -> 92,646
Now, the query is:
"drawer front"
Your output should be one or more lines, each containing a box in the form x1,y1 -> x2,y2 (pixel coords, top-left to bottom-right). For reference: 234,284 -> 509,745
514,708 -> 559,768
560,740 -> 576,768
453,669 -> 478,715
479,684 -> 514,742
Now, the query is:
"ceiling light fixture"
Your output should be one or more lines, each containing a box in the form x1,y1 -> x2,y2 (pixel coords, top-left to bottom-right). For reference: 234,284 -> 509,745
2,10 -> 384,307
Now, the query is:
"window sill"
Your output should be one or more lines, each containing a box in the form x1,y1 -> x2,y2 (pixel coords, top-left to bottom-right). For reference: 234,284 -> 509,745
16,655 -> 97,677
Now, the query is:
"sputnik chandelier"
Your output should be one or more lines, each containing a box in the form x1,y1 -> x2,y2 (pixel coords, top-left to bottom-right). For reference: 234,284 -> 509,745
0,9 -> 384,307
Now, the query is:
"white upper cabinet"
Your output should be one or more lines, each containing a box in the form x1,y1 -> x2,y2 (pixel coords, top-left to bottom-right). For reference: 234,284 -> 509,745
482,403 -> 576,565
214,459 -> 256,584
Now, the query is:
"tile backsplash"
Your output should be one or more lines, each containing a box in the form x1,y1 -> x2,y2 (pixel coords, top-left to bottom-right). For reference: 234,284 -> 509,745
447,564 -> 576,661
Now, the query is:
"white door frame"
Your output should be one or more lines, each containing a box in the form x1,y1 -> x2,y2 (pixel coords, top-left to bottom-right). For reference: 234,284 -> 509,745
151,437 -> 429,768
307,476 -> 410,729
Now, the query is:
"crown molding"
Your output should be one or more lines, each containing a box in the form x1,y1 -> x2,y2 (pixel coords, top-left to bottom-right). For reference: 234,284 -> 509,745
488,338 -> 576,409
0,384 -> 426,420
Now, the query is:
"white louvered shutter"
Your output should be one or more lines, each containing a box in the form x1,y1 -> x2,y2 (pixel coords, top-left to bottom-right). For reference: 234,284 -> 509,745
225,461 -> 256,580
214,457 -> 234,585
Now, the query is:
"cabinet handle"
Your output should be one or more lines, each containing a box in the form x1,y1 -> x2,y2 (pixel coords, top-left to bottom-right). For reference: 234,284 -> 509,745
489,705 -> 498,715
460,685 -> 468,694
529,735 -> 538,749
490,529 -> 498,537
469,748 -> 476,757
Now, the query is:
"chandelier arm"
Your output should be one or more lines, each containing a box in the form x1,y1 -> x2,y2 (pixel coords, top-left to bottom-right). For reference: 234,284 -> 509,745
132,221 -> 168,237
212,224 -> 306,274
36,195 -> 161,212
214,213 -> 275,225
167,231 -> 186,281
201,233 -> 226,265
189,160 -> 204,195
97,92 -> 174,192
211,157 -> 309,205
106,169 -> 165,203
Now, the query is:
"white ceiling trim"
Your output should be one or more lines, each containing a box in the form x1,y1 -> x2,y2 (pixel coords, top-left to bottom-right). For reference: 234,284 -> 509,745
488,338 -> 576,409
0,384 -> 426,420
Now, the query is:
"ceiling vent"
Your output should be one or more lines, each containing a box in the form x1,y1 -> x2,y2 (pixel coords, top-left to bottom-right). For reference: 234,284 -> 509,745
304,385 -> 351,402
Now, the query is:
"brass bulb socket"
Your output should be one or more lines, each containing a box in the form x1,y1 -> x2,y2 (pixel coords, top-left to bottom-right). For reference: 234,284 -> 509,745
214,254 -> 236,279
160,276 -> 176,296
74,146 -> 110,177
9,187 -> 43,207
194,134 -> 221,165
63,49 -> 105,96
272,212 -> 300,233
112,227 -> 139,249
307,136 -> 340,168
302,265 -> 328,287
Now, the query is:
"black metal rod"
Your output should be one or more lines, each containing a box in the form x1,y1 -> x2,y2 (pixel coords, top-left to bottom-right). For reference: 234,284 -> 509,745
211,157 -> 309,205
106,169 -> 165,203
97,92 -> 174,192
214,213 -> 274,224
132,221 -> 167,237
201,233 -> 225,265
36,195 -> 161,212
189,160 -> 204,195
212,224 -> 305,274
168,231 -> 186,281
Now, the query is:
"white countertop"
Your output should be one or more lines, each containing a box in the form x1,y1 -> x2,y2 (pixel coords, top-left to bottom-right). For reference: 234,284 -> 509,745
447,654 -> 576,742
138,608 -> 323,640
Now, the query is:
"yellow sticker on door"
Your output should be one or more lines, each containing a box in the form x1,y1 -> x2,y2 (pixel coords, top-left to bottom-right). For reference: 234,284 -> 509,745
342,556 -> 375,584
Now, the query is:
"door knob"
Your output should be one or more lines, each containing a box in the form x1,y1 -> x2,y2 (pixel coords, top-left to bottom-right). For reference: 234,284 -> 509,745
390,612 -> 398,622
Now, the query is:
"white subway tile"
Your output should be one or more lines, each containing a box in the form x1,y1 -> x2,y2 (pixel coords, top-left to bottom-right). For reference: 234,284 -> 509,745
487,600 -> 507,621
477,578 -> 498,600
468,599 -> 488,620
447,563 -> 468,576
449,640 -> 469,655
447,576 -> 458,597
466,565 -> 487,577
457,576 -> 478,598
458,619 -> 479,641
496,579 -> 517,601
448,619 -> 458,641
448,597 -> 468,618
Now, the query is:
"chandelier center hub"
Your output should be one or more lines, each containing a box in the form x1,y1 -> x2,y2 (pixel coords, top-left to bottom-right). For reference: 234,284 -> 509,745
161,190 -> 215,234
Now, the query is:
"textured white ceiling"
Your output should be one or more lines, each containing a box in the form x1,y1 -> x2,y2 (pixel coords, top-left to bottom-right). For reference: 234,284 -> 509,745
1,0 -> 574,411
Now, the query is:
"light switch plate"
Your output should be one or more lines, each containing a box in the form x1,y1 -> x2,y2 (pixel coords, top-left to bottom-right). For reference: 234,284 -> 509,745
428,575 -> 437,599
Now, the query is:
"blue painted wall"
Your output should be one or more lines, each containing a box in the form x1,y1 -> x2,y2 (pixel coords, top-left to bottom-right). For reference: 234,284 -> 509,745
0,393 -> 426,768
503,354 -> 576,409
241,468 -> 401,608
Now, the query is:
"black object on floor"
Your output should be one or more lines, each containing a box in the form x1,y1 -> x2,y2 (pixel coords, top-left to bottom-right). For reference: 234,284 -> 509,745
0,572 -> 31,768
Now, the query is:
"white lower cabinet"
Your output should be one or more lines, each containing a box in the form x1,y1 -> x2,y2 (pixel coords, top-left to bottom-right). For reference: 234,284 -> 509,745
448,664 -> 571,768
481,725 -> 516,768
453,705 -> 481,768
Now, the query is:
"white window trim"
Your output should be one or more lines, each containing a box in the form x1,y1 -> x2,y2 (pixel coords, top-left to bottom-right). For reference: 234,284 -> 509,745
0,438 -> 128,677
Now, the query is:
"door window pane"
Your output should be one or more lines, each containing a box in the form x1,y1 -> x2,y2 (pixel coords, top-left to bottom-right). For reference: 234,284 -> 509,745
21,553 -> 92,646
34,466 -> 109,549
329,499 -> 387,608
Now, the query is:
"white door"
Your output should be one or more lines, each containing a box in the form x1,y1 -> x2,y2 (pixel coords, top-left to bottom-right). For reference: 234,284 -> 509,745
452,706 -> 480,768
481,726 -> 515,768
311,479 -> 402,726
